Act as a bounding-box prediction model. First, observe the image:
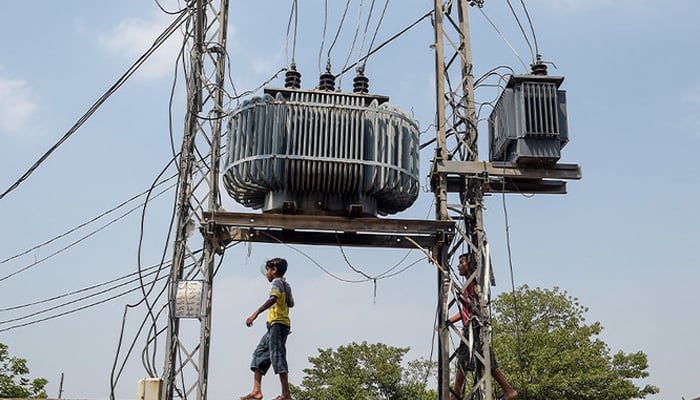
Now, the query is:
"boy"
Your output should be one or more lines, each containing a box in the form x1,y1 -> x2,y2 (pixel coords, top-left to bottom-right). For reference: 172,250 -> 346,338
449,253 -> 518,400
240,257 -> 295,400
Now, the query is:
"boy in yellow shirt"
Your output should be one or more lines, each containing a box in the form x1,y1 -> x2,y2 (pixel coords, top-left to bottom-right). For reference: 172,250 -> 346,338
241,257 -> 295,400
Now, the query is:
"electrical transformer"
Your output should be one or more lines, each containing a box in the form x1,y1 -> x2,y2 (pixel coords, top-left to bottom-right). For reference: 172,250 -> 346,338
488,74 -> 569,165
223,86 -> 420,217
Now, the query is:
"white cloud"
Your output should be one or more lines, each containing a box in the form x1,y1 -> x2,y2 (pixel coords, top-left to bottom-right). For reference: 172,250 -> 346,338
0,78 -> 38,137
98,13 -> 185,80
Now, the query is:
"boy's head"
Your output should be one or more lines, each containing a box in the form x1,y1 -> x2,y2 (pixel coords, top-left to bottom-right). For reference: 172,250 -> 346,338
265,257 -> 288,279
457,253 -> 474,276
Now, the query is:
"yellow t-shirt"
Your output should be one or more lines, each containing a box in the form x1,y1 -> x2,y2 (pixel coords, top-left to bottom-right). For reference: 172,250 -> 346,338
267,278 -> 293,327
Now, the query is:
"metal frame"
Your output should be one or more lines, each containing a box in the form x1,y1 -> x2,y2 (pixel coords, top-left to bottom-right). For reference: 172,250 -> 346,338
161,1 -> 229,400
202,211 -> 455,249
159,2 -> 581,400
430,2 -> 580,399
431,1 -> 494,399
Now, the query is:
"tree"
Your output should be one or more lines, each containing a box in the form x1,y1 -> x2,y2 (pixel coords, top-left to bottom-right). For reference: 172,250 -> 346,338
290,341 -> 436,400
0,343 -> 48,398
491,285 -> 659,400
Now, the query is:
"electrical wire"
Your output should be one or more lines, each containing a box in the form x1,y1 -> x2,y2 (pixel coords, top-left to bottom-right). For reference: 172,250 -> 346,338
0,8 -> 190,201
262,231 -> 427,285
338,0 -> 365,88
335,235 -> 417,281
0,182 -> 176,283
0,263 -> 161,313
318,0 -> 329,75
0,273 -> 169,334
355,0 -> 378,68
338,9 -> 431,78
0,174 -> 177,267
518,0 -> 539,57
364,0 -> 390,67
505,0 -> 535,63
0,268 -> 165,326
477,8 -> 528,72
136,154 -> 181,376
326,0 -> 353,72
167,27 -> 189,162
154,0 -> 190,15
285,0 -> 299,67
501,186 -> 531,398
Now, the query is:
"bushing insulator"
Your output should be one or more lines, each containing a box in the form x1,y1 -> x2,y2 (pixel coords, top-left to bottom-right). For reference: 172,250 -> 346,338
285,68 -> 302,89
353,74 -> 370,94
319,72 -> 336,91
531,61 -> 548,76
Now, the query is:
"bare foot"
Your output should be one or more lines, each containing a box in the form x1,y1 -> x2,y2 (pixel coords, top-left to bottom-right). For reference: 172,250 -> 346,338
239,393 -> 263,400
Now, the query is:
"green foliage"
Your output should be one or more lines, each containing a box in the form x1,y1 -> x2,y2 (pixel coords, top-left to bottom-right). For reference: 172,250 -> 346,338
491,285 -> 659,400
291,341 -> 437,400
0,343 -> 48,398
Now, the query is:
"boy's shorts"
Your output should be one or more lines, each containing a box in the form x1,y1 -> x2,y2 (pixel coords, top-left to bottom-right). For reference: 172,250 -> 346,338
250,323 -> 290,375
457,324 -> 498,372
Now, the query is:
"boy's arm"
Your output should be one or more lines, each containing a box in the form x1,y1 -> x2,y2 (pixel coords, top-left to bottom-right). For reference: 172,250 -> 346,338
245,295 -> 277,327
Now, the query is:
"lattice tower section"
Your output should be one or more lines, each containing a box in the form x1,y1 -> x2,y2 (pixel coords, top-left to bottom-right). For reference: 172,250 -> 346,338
161,1 -> 229,400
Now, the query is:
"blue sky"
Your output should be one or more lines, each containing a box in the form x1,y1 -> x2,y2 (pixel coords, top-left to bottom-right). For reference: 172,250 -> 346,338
1,1 -> 698,399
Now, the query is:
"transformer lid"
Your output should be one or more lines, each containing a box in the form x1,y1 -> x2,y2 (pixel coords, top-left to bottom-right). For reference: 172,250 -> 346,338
506,74 -> 565,89
264,87 -> 390,106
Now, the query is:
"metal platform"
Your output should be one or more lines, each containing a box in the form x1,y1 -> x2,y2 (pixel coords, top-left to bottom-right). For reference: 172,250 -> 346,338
433,160 -> 582,195
202,211 -> 455,250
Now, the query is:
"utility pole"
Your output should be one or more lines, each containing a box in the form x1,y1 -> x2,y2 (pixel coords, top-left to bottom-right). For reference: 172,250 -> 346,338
431,0 -> 581,398
431,1 -> 493,399
161,1 -> 229,400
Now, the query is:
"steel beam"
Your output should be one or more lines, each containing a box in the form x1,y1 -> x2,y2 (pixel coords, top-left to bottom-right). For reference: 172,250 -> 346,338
435,160 -> 582,180
203,212 -> 455,249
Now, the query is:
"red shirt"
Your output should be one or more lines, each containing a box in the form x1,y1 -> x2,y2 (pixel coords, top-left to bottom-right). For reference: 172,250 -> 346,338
460,280 -> 477,324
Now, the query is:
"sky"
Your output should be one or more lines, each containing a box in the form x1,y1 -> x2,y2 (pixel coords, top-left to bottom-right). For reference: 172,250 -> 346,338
1,1 -> 699,400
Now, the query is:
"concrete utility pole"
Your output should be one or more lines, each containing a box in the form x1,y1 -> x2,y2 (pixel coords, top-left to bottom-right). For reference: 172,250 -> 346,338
162,1 -> 229,400
431,1 -> 493,399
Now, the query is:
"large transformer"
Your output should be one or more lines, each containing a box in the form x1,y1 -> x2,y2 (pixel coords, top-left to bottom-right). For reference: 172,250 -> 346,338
223,83 -> 420,217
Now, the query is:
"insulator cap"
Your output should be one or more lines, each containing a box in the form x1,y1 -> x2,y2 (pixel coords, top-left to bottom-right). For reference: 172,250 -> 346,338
319,72 -> 336,91
353,74 -> 369,94
531,62 -> 548,76
285,68 -> 302,89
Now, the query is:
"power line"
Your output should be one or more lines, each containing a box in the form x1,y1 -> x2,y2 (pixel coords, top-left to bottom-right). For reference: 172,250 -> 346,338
326,0 -> 353,71
0,181 -> 176,283
285,0 -> 299,66
338,0 -> 365,87
318,0 -> 329,75
356,0 -> 378,67
364,0 -> 391,68
0,173 -> 177,267
0,263 -> 161,313
0,273 -> 169,333
338,9 -> 431,78
0,9 -> 190,201
262,231 -> 427,286
0,267 -> 165,326
478,7 -> 528,72
501,183 -> 531,398
153,0 -> 190,15
505,0 -> 535,63
518,0 -> 539,57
